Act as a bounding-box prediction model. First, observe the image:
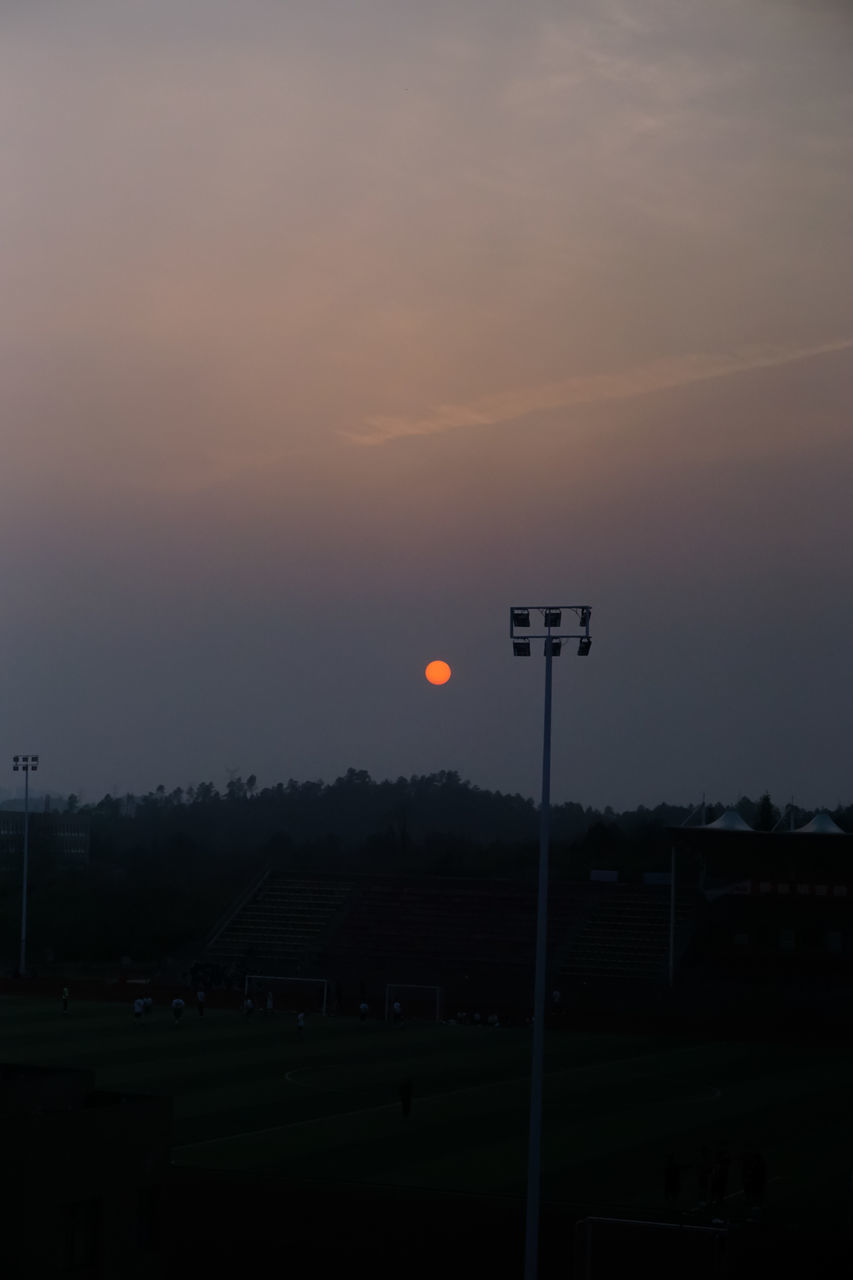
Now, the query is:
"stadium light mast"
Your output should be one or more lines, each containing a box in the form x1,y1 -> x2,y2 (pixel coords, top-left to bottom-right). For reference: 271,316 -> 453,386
12,754 -> 39,977
510,606 -> 591,1280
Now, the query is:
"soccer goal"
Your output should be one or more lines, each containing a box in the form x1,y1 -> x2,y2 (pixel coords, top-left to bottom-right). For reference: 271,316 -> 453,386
575,1216 -> 728,1278
245,975 -> 328,1016
384,983 -> 443,1022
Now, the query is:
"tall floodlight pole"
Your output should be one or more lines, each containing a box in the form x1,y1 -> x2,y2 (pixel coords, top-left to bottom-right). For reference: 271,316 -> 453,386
510,606 -> 591,1280
13,754 -> 39,977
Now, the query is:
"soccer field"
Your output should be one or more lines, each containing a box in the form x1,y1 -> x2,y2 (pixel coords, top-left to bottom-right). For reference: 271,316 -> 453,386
2,997 -> 851,1224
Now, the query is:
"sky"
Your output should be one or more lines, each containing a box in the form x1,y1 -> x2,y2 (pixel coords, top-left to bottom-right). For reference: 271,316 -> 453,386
1,0 -> 852,810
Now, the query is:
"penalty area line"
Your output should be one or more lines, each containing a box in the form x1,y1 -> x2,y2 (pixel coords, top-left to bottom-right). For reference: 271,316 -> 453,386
688,1176 -> 782,1216
173,1073 -> 529,1152
174,1097 -> 401,1150
175,1045 -> 732,1154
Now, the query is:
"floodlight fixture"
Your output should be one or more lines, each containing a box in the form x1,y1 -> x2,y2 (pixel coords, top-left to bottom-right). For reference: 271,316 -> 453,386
510,601 -> 593,1280
12,751 -> 40,980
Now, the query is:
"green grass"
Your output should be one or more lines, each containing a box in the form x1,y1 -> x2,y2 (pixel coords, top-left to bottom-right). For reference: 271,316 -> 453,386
2,996 -> 851,1225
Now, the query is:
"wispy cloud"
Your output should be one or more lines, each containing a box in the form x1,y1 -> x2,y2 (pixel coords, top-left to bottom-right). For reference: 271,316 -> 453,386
347,336 -> 853,446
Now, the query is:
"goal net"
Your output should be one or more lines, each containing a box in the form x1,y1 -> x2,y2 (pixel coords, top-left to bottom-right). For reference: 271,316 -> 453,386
575,1217 -> 728,1279
384,983 -> 442,1022
245,975 -> 328,1016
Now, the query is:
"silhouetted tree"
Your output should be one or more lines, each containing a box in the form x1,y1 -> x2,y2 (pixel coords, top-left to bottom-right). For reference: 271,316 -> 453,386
755,792 -> 780,832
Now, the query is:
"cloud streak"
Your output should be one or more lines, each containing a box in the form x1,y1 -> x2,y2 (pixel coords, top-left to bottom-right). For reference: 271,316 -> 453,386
348,336 -> 853,445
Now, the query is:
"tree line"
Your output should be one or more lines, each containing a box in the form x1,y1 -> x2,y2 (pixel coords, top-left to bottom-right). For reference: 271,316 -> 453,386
1,769 -> 845,971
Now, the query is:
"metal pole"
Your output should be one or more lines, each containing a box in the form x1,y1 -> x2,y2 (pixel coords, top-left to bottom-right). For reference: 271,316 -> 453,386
524,637 -> 553,1280
668,845 -> 676,988
20,765 -> 30,977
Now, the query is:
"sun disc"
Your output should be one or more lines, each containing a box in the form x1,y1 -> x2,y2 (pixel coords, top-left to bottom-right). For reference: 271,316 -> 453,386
425,660 -> 452,686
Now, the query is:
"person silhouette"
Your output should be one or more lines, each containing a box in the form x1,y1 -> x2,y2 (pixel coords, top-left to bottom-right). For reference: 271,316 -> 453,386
664,1154 -> 683,1203
697,1145 -> 713,1206
709,1142 -> 731,1207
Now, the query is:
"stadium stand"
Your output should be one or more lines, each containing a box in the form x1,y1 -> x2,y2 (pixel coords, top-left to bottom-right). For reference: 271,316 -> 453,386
323,877 -> 536,975
554,883 -> 697,985
205,875 -> 354,976
199,871 -> 701,1013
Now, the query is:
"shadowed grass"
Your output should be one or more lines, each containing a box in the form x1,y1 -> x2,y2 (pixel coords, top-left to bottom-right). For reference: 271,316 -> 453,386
1,996 -> 850,1222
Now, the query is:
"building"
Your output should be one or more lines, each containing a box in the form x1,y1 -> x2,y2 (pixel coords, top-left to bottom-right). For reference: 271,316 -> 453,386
1,1062 -> 171,1278
0,811 -> 90,870
670,810 -> 853,992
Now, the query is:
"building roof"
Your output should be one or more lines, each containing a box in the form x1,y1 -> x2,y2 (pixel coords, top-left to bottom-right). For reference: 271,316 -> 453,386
703,809 -> 753,832
794,811 -> 846,835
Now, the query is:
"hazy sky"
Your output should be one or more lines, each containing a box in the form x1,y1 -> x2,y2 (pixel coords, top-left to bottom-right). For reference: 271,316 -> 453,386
2,0 -> 852,809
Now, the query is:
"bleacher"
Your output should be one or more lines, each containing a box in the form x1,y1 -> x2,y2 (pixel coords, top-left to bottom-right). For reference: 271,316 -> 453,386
200,871 -> 698,1007
554,884 -> 696,985
205,875 -> 354,975
321,877 -> 540,985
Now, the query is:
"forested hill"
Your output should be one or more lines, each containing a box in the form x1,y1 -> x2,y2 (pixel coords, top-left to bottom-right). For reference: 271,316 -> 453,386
4,772 -> 841,969
66,769 -> 697,863
63,770 -> 825,867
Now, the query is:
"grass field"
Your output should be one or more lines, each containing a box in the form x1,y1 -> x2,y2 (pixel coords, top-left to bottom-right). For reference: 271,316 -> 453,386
2,996 -> 852,1226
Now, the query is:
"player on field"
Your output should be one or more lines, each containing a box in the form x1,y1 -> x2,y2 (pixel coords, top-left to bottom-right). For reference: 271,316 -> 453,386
244,996 -> 255,1017
196,989 -> 205,1016
697,1145 -> 712,1206
709,1142 -> 731,1207
61,985 -> 69,1014
296,1011 -> 305,1037
133,997 -> 144,1020
143,995 -> 153,1015
359,1001 -> 369,1022
265,991 -> 274,1016
392,1000 -> 401,1024
664,1154 -> 682,1203
741,1146 -> 766,1214
171,996 -> 185,1023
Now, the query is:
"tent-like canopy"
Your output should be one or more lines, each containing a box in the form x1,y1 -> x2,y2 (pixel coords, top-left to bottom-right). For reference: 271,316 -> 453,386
794,811 -> 845,835
703,809 -> 753,832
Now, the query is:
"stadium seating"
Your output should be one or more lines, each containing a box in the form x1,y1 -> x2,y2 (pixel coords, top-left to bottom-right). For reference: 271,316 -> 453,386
554,884 -> 696,984
200,872 -> 700,1005
320,877 -> 540,986
205,877 -> 354,975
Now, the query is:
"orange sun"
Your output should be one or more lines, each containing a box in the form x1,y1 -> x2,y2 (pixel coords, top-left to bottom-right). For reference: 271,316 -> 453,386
425,660 -> 452,685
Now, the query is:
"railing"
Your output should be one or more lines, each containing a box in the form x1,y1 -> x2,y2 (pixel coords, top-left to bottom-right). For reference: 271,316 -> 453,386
205,863 -> 271,948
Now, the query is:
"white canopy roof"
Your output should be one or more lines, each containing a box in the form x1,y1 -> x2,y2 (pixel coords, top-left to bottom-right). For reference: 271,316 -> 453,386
794,811 -> 845,835
704,809 -> 753,831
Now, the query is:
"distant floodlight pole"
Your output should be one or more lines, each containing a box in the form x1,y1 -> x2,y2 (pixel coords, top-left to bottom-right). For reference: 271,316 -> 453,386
510,606 -> 591,1280
12,753 -> 39,977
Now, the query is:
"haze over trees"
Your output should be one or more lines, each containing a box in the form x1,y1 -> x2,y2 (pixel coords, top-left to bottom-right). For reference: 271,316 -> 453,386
0,771 -> 845,971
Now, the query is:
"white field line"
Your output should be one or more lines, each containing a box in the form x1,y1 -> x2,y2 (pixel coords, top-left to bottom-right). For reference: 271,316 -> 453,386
688,1175 -> 782,1215
175,1082 -> 474,1150
175,1044 -> 726,1152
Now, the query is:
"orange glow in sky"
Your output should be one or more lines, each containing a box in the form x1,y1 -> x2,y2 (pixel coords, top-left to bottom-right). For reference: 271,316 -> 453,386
2,1 -> 852,806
